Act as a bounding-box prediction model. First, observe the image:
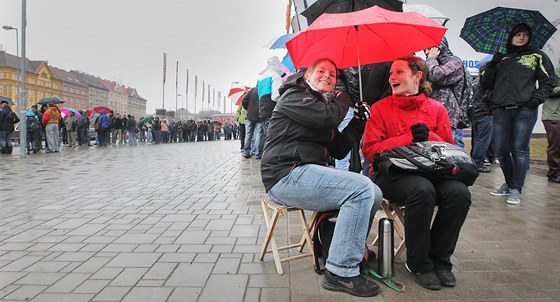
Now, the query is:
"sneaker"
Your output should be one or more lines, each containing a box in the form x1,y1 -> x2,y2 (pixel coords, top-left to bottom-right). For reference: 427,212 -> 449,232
321,270 -> 380,297
478,166 -> 491,173
491,159 -> 500,165
483,159 -> 490,166
490,183 -> 511,196
434,269 -> 456,287
405,263 -> 441,290
506,189 -> 521,205
548,175 -> 560,183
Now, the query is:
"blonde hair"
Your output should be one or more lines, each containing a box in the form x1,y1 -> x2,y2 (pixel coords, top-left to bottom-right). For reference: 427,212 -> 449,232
394,55 -> 432,95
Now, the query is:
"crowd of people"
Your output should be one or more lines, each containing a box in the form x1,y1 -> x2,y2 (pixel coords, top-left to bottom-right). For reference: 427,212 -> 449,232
256,21 -> 557,298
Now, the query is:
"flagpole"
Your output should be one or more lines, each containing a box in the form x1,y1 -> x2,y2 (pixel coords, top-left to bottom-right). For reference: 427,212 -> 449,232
175,60 -> 179,111
162,52 -> 167,109
185,69 -> 189,113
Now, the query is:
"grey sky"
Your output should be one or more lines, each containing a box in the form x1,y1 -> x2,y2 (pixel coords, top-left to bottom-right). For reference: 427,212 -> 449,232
0,0 -> 288,114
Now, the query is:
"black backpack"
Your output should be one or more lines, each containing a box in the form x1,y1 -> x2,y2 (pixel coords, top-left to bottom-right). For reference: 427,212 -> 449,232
311,211 -> 338,274
26,116 -> 40,131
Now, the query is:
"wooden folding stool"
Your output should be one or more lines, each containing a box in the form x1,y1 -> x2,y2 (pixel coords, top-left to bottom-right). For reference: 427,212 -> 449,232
259,197 -> 317,275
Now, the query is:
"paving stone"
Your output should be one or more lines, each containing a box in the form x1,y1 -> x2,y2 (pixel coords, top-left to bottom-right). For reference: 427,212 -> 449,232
91,286 -> 130,302
198,274 -> 248,302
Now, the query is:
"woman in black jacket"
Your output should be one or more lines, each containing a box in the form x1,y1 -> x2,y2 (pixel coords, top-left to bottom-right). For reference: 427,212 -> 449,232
480,23 -> 556,205
260,58 -> 382,298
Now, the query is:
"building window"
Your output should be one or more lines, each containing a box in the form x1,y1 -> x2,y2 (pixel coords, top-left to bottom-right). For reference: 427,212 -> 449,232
29,78 -> 34,84
37,80 -> 43,86
45,82 -> 50,87
53,84 -> 58,89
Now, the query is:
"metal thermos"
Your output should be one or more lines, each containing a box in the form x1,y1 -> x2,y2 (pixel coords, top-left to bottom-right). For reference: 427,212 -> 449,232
378,218 -> 395,278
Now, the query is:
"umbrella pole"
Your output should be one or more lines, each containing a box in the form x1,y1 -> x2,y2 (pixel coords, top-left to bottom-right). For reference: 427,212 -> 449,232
355,25 -> 364,105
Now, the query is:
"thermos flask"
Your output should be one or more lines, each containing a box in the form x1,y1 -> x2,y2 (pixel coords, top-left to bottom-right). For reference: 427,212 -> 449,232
378,218 -> 394,278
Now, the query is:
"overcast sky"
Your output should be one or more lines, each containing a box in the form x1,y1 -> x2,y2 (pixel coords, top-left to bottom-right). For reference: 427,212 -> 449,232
0,0 -> 288,114
1,0 -> 558,115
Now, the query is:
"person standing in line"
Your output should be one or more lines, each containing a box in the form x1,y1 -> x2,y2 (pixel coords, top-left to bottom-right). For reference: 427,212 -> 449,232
241,86 -> 263,159
257,56 -> 284,143
41,103 -> 62,153
0,100 -> 20,154
480,23 -> 556,205
236,105 -> 246,151
66,111 -> 78,147
542,57 -> 560,183
96,109 -> 111,147
425,36 -> 465,148
470,63 -> 494,173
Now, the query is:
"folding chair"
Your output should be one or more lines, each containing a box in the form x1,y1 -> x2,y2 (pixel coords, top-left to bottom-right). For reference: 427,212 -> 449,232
259,197 -> 317,275
372,198 -> 406,258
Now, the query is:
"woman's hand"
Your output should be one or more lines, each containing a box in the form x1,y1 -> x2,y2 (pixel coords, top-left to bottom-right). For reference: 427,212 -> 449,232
353,102 -> 371,121
425,47 -> 440,60
411,123 -> 429,142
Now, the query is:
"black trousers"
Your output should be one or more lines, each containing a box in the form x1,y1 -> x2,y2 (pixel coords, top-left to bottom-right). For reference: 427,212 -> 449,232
374,173 -> 471,273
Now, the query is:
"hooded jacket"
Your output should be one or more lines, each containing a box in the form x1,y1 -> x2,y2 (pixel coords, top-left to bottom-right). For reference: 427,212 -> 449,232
426,37 -> 465,128
257,56 -> 284,121
482,23 -> 556,108
0,104 -> 20,131
362,93 -> 454,166
242,87 -> 260,121
260,72 -> 364,191
97,110 -> 110,129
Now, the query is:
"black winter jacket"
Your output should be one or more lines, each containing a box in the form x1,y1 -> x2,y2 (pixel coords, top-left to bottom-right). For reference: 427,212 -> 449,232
260,73 -> 365,191
481,46 -> 556,109
242,87 -> 260,122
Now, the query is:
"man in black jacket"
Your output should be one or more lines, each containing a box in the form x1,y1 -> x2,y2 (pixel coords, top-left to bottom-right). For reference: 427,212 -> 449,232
0,100 -> 20,154
241,86 -> 263,159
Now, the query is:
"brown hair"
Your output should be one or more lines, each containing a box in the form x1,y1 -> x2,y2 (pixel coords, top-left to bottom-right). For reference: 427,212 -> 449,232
394,55 -> 432,95
304,58 -> 338,80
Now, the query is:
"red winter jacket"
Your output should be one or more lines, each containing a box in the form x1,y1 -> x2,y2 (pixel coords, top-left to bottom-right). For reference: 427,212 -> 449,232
362,93 -> 454,167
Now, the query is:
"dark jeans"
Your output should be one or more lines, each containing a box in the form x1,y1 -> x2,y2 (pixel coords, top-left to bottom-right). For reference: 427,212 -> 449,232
543,120 -> 560,178
374,173 -> 471,273
238,124 -> 246,150
471,115 -> 494,167
492,107 -> 538,191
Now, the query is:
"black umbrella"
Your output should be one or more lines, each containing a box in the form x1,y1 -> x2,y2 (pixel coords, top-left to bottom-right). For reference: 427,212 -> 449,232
0,96 -> 14,106
38,96 -> 65,105
302,0 -> 403,25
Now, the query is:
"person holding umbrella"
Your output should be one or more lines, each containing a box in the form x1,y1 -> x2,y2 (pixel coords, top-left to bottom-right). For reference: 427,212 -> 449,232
261,58 -> 382,297
362,55 -> 471,290
480,23 -> 557,205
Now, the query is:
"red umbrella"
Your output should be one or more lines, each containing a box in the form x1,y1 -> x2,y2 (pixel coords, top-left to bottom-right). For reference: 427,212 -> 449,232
228,86 -> 251,106
287,5 -> 446,69
93,106 -> 112,114
286,5 -> 447,102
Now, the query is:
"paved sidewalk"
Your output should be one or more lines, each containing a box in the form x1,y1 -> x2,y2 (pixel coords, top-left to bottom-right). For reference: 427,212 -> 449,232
0,140 -> 559,302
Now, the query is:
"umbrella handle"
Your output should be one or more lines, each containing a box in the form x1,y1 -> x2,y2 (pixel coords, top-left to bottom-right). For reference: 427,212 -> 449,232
355,25 -> 364,105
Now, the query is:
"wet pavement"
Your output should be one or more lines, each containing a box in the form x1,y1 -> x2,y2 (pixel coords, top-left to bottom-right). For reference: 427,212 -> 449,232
0,140 -> 559,302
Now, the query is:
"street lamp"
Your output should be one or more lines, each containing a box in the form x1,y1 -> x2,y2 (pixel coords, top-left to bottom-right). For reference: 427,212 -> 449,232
2,25 -> 19,103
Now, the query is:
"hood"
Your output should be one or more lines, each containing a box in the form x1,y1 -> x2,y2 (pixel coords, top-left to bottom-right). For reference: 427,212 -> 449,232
26,110 -> 35,117
506,23 -> 533,54
278,71 -> 306,96
437,36 -> 454,65
266,56 -> 284,76
100,109 -> 107,115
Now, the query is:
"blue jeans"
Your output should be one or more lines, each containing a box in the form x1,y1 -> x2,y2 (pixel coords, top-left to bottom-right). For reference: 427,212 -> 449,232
471,115 -> 493,167
452,128 -> 464,149
243,119 -> 262,157
492,107 -> 538,191
268,164 -> 382,277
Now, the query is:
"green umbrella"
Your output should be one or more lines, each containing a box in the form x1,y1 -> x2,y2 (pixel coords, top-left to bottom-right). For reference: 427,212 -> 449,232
460,7 -> 557,54
140,115 -> 154,124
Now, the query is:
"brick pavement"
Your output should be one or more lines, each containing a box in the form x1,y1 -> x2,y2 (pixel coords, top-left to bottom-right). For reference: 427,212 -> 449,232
0,141 -> 559,301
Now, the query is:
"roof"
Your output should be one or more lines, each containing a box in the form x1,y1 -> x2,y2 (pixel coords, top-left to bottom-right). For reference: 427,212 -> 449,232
0,51 -> 38,73
50,66 -> 88,87
72,71 -> 108,91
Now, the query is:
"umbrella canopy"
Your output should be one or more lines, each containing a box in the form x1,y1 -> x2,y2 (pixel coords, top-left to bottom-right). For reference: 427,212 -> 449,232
302,0 -> 403,25
93,106 -> 112,114
60,107 -> 82,119
0,96 -> 14,106
287,5 -> 447,69
228,86 -> 251,106
263,33 -> 296,49
38,96 -> 64,105
403,4 -> 449,26
460,7 -> 557,54
85,109 -> 94,119
140,115 -> 155,124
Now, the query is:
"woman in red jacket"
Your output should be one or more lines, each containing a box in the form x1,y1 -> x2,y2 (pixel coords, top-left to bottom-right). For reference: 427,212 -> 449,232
362,55 -> 471,291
